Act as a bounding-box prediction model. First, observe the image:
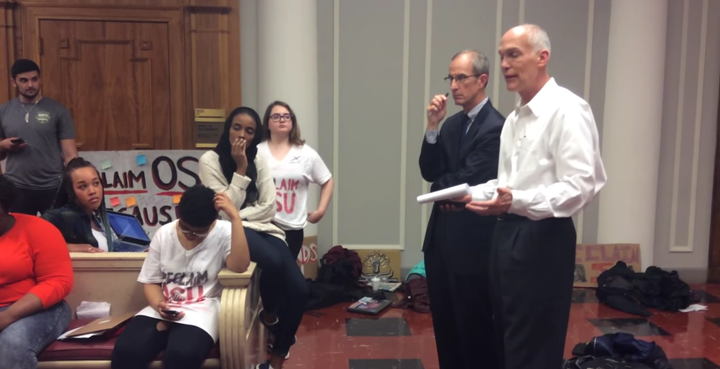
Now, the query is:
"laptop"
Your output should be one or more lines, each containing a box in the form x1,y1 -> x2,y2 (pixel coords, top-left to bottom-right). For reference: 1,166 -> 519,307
106,211 -> 151,252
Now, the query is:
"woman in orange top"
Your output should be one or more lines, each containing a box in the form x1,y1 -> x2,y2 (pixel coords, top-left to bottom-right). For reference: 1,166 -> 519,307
0,175 -> 74,369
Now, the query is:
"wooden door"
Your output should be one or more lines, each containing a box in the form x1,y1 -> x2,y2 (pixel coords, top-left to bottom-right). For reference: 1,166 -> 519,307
709,94 -> 720,283
38,20 -> 172,151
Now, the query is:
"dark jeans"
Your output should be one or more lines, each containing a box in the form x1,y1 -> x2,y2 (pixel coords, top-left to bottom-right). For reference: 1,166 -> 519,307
9,187 -> 58,216
110,315 -> 215,369
245,228 -> 308,356
0,301 -> 72,369
285,228 -> 305,260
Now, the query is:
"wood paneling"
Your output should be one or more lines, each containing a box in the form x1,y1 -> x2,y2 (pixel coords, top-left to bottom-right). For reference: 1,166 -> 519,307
709,85 -> 720,283
39,19 -> 171,150
185,2 -> 240,148
0,1 -> 18,103
0,0 -> 241,151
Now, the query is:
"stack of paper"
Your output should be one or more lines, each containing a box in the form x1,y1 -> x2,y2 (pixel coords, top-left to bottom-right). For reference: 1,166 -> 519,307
57,311 -> 136,341
416,183 -> 472,204
76,301 -> 111,320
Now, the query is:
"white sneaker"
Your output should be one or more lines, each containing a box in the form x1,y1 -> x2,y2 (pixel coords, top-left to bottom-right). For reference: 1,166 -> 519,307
267,335 -> 296,359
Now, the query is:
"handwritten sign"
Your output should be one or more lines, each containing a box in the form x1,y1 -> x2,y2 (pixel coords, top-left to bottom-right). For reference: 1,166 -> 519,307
80,150 -> 205,238
574,243 -> 642,288
299,236 -> 319,279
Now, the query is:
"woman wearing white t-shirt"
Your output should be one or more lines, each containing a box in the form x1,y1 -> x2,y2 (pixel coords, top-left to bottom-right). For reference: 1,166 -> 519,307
110,186 -> 250,369
257,101 -> 334,259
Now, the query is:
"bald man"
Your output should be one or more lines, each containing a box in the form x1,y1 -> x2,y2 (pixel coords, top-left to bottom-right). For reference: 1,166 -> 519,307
453,24 -> 607,368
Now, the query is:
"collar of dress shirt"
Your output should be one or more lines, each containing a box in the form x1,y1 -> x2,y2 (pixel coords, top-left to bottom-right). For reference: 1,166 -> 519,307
516,77 -> 558,117
466,96 -> 488,122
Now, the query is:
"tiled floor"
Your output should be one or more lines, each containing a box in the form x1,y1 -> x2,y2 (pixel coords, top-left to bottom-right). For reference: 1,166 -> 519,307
280,284 -> 720,369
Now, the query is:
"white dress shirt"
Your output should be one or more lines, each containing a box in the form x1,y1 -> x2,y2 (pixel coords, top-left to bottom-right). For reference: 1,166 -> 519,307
425,97 -> 488,144
470,78 -> 607,220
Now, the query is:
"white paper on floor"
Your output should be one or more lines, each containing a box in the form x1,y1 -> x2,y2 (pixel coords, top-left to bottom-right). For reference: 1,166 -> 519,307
679,304 -> 708,313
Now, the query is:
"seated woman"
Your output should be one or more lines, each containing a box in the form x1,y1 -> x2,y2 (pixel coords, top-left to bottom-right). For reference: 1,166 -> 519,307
0,175 -> 74,369
110,185 -> 251,369
41,157 -> 114,253
198,106 -> 309,369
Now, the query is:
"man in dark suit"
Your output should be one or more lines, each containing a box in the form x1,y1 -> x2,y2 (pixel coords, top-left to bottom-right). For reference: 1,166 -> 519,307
419,50 -> 505,369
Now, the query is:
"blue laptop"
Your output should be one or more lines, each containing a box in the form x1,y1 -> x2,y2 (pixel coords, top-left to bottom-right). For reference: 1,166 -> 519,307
106,211 -> 151,252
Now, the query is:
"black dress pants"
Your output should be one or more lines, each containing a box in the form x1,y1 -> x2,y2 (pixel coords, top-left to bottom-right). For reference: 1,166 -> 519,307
490,215 -> 576,369
424,219 -> 497,369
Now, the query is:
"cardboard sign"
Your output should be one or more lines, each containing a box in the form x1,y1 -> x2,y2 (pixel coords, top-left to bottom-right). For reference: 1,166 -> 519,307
574,243 -> 641,288
67,311 -> 136,337
297,236 -> 319,279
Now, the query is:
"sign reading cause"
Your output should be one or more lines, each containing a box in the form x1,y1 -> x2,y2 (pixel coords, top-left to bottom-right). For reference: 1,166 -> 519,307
81,150 -> 205,238
574,243 -> 641,288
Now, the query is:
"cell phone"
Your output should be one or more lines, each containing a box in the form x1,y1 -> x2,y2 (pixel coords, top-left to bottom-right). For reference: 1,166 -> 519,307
161,309 -> 180,316
10,138 -> 25,144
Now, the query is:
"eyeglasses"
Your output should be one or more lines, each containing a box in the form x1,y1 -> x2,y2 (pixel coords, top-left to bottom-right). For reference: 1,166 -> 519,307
270,114 -> 292,122
178,223 -> 210,237
444,74 -> 482,83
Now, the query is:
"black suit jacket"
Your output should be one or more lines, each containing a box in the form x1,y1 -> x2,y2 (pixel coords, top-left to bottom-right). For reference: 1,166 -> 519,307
419,100 -> 505,274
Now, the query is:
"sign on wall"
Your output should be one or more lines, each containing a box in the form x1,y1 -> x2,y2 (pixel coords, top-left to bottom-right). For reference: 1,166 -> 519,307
574,243 -> 642,288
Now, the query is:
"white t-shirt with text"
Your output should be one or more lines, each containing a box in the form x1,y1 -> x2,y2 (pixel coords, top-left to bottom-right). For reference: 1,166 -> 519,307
135,220 -> 232,342
257,142 -> 332,230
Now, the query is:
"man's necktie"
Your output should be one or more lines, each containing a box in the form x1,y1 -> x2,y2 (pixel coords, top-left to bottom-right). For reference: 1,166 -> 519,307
459,114 -> 471,149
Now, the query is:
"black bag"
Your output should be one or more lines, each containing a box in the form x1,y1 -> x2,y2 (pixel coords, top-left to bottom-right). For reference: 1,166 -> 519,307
564,356 -> 653,369
565,333 -> 672,369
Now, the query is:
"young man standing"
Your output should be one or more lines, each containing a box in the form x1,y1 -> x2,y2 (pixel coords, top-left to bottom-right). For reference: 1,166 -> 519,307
0,59 -> 78,215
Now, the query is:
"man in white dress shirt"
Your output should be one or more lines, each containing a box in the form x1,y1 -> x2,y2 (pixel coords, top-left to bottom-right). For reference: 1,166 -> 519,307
454,24 -> 607,368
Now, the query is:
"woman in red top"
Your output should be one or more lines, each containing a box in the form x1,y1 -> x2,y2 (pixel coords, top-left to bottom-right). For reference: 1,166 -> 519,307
0,175 -> 74,369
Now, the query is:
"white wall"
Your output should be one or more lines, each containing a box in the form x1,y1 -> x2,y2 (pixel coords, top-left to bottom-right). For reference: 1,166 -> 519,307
239,0 -> 720,276
654,0 -> 720,273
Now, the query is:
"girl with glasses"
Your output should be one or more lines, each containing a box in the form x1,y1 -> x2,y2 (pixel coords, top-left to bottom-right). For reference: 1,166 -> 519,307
257,101 -> 334,260
110,186 -> 251,369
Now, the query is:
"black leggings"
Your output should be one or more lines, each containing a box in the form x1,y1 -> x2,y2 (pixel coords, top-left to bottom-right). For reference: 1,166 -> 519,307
285,228 -> 305,260
245,228 -> 308,356
110,316 -> 215,369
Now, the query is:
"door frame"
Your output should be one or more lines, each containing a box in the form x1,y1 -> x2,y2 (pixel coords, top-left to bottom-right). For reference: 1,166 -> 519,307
709,80 -> 720,283
22,5 -> 187,149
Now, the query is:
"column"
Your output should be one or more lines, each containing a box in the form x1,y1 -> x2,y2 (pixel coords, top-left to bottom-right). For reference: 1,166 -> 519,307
597,0 -> 668,269
258,0 -> 319,237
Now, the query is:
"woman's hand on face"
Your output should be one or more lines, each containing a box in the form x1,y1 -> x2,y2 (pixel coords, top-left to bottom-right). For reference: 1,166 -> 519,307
68,244 -> 105,253
231,137 -> 248,172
